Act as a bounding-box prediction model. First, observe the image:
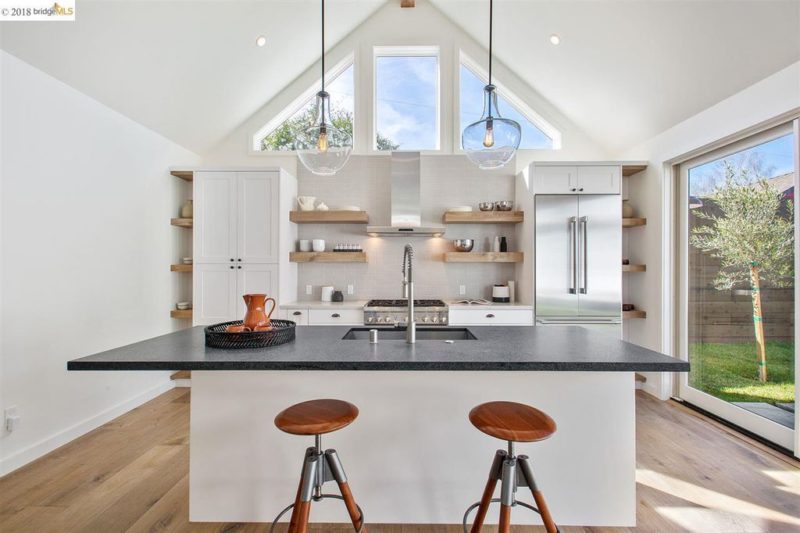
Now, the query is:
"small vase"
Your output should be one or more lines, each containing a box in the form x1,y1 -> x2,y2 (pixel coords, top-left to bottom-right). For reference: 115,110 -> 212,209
180,199 -> 193,218
622,200 -> 635,218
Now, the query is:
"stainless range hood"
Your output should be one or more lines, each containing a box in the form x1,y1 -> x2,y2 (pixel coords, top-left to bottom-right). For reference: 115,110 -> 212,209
366,152 -> 445,237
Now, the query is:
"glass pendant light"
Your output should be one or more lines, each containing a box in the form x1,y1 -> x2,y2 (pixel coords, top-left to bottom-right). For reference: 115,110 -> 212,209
462,0 -> 521,170
296,0 -> 352,176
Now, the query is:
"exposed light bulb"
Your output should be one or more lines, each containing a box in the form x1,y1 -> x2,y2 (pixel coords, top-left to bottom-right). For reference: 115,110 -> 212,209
255,35 -> 267,47
549,34 -> 561,45
317,126 -> 329,153
483,119 -> 495,148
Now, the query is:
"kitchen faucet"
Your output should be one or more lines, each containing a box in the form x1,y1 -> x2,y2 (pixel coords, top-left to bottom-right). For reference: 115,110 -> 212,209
402,244 -> 416,344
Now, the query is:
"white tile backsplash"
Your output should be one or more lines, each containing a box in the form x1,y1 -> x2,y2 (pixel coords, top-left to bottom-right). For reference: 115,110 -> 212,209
295,155 -> 519,301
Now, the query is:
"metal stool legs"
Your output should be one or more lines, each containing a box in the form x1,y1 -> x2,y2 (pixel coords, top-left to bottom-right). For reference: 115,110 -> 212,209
271,436 -> 366,533
463,445 -> 559,533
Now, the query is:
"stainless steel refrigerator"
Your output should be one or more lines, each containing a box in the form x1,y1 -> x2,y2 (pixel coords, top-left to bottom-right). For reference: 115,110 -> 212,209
535,195 -> 621,325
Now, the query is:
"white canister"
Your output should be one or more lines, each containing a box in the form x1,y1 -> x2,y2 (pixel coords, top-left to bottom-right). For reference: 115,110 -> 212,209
312,239 -> 326,252
299,240 -> 311,252
321,286 -> 334,302
297,196 -> 317,211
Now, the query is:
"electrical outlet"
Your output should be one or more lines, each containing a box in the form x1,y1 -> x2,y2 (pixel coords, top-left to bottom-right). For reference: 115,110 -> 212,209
347,284 -> 354,295
4,406 -> 20,433
305,285 -> 313,295
459,285 -> 466,295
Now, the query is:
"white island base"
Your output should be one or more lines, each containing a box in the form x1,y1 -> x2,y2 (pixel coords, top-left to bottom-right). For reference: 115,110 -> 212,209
190,371 -> 636,527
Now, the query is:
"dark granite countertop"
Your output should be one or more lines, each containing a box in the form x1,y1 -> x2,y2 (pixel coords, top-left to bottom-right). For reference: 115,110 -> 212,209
67,325 -> 689,372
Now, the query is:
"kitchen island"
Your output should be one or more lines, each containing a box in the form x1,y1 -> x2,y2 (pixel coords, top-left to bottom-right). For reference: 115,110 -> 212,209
69,325 -> 687,527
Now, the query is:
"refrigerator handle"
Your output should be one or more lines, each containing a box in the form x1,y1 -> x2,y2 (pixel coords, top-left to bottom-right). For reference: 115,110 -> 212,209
569,217 -> 577,294
579,216 -> 588,294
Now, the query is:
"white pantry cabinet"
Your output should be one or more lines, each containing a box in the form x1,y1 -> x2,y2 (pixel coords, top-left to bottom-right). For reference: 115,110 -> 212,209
532,165 -> 620,195
194,171 -> 279,264
192,168 -> 297,327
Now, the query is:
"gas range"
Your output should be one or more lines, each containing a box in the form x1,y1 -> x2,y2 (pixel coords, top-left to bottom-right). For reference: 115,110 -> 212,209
363,299 -> 448,326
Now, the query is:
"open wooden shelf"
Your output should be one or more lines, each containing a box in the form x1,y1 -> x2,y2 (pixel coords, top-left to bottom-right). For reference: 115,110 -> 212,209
289,211 -> 369,224
170,218 -> 193,228
290,252 -> 367,263
622,164 -> 647,177
171,370 -> 191,380
622,310 -> 647,319
170,309 -> 193,319
170,170 -> 193,181
443,252 -> 523,263
443,211 -> 524,224
622,264 -> 646,272
622,218 -> 646,227
170,264 -> 193,272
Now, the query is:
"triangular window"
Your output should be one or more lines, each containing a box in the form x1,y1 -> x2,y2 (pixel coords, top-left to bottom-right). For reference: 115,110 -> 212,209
459,62 -> 555,150
257,63 -> 354,151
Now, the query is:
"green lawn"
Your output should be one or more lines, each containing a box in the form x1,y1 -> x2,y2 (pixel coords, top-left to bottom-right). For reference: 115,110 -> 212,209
689,341 -> 795,404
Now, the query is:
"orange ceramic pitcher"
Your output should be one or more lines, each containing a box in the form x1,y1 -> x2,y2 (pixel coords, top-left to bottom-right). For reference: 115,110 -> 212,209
242,294 -> 276,331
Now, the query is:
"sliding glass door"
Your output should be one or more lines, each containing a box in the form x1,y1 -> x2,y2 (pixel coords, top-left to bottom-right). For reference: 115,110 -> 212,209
677,121 -> 798,452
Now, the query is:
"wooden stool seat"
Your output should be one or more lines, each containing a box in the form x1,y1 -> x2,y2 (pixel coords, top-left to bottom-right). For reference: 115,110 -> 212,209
469,401 -> 556,442
274,399 -> 359,436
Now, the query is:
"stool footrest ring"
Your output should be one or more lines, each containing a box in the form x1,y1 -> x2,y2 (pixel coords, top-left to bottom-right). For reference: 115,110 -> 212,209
462,498 -> 560,533
269,494 -> 365,533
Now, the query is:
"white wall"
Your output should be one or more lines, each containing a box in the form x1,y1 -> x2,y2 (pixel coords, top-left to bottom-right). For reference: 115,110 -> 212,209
621,61 -> 800,399
0,51 -> 200,475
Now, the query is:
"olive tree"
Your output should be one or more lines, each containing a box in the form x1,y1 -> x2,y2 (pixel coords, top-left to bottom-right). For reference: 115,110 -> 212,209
691,160 -> 794,382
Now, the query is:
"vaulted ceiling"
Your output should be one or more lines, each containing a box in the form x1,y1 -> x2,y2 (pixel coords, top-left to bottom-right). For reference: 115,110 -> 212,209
2,0 -> 798,155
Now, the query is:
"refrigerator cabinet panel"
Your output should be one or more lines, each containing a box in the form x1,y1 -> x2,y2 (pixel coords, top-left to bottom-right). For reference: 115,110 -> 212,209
535,195 -> 580,319
577,195 -> 622,318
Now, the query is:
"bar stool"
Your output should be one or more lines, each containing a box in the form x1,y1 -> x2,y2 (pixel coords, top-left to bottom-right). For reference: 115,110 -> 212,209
463,401 -> 559,533
271,399 -> 366,533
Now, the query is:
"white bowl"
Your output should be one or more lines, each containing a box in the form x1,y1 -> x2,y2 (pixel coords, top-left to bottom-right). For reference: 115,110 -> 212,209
448,206 -> 473,212
176,302 -> 192,310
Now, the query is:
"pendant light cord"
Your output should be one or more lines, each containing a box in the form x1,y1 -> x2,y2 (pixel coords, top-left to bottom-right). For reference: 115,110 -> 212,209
321,0 -> 326,93
488,0 -> 493,86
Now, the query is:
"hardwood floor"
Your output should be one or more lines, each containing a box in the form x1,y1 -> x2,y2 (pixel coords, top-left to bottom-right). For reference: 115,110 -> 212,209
1,389 -> 798,532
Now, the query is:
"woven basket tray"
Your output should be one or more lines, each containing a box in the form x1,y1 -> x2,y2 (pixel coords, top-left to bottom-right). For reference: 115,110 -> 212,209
204,320 -> 296,349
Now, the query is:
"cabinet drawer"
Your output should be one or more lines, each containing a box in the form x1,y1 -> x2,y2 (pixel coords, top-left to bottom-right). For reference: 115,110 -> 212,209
281,308 -> 309,326
308,309 -> 364,325
449,309 -> 533,326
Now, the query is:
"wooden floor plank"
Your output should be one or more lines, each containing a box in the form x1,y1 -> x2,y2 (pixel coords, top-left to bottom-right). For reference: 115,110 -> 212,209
0,388 -> 797,533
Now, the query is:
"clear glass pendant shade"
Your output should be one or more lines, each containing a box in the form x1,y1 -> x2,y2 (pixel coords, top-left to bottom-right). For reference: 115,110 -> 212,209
462,85 -> 521,170
296,91 -> 352,176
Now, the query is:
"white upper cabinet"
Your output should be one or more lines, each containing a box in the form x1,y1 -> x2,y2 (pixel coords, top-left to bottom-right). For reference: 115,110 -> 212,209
194,172 -> 237,263
194,171 -> 279,264
532,166 -> 578,194
532,165 -> 620,195
576,166 -> 621,194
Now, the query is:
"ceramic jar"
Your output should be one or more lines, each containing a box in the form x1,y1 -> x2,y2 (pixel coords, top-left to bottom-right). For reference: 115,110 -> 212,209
180,199 -> 193,218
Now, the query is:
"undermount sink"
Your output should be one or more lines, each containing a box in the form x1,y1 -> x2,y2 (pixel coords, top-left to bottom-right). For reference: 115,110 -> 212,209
342,327 -> 477,341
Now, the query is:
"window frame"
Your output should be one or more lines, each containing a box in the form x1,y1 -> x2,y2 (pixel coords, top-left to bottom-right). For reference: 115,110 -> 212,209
252,54 -> 355,152
371,45 -> 441,153
456,52 -> 562,152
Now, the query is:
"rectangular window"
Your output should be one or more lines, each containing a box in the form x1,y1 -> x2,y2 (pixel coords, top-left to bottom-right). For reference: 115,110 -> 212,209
374,46 -> 439,151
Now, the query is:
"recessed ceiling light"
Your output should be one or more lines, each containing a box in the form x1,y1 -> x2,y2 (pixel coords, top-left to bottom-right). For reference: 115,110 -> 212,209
255,35 -> 267,47
549,34 -> 561,45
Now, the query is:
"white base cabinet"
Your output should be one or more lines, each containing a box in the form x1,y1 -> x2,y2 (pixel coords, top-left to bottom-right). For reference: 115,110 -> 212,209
449,308 -> 533,326
194,264 -> 279,326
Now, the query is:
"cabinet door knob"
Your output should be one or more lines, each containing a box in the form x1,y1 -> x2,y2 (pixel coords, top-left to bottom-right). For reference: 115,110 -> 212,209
230,258 -> 234,262
579,188 -> 584,192
331,313 -> 341,318
229,266 -> 234,269
292,311 -> 302,316
237,266 -> 242,269
570,188 -> 577,192
486,313 -> 495,318
237,258 -> 242,261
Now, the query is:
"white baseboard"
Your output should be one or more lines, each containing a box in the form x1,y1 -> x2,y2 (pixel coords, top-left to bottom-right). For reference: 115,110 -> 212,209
0,380 -> 175,477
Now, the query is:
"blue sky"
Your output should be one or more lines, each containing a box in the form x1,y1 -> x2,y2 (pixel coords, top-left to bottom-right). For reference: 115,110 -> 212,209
689,134 -> 796,196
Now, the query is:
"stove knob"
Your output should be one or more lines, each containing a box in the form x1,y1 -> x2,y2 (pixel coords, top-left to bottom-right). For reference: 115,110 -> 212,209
422,316 -> 430,322
431,316 -> 439,323
367,316 -> 374,323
